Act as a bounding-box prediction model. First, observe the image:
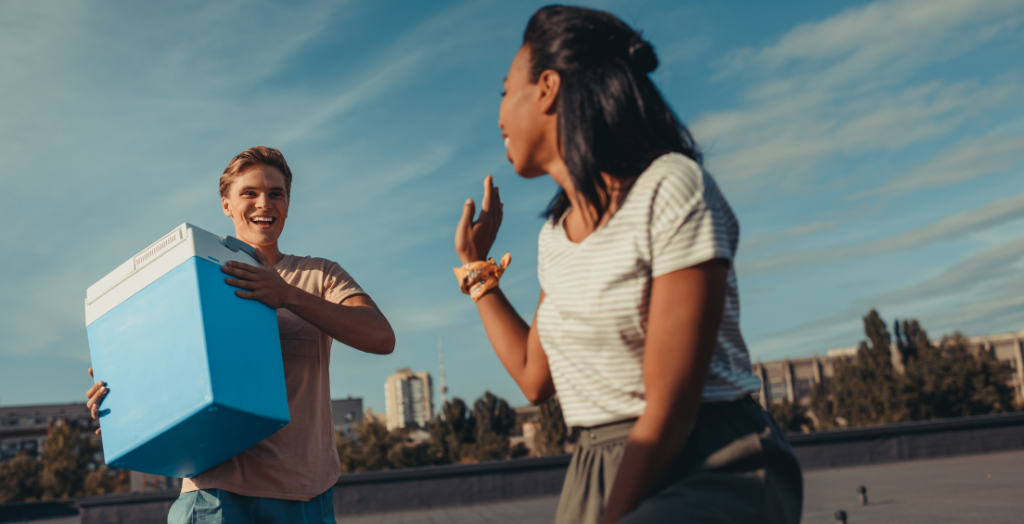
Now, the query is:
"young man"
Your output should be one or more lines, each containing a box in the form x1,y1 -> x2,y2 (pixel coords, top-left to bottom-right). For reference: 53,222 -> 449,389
86,146 -> 394,524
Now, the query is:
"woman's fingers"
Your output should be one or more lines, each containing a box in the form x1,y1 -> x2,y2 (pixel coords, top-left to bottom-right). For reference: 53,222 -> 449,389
481,175 -> 493,213
492,187 -> 503,226
88,367 -> 94,379
457,199 -> 476,238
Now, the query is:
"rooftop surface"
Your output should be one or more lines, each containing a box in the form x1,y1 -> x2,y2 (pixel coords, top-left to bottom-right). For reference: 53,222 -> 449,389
344,450 -> 1024,523
13,449 -> 1024,523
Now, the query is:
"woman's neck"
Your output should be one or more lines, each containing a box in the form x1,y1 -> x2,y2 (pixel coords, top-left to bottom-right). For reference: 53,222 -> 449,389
548,161 -> 631,242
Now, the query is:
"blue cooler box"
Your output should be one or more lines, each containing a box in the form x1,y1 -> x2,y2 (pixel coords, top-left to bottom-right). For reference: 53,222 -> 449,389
84,223 -> 290,478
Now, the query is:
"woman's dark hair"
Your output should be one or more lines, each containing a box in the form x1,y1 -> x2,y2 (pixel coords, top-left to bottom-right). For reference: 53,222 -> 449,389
524,5 -> 702,222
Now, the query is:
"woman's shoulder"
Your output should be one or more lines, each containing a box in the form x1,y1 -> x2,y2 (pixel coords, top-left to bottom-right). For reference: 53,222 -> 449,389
628,153 -> 712,216
634,152 -> 706,197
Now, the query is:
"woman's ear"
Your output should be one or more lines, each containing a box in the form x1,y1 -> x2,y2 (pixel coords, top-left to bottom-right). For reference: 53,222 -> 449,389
537,69 -> 561,115
222,196 -> 232,217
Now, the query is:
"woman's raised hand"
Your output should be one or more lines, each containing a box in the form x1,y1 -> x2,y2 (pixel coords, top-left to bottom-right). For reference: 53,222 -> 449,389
456,176 -> 503,264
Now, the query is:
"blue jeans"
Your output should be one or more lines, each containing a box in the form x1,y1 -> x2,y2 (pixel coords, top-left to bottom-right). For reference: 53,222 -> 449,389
167,488 -> 336,524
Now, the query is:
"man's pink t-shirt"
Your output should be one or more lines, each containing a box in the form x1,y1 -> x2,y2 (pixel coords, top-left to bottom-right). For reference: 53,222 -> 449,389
181,254 -> 364,501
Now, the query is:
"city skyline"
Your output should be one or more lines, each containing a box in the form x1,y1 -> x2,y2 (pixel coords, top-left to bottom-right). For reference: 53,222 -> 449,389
2,0 -> 1024,416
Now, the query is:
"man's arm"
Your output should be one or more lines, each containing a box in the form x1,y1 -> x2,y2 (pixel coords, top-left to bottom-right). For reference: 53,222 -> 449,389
286,292 -> 394,355
222,250 -> 395,355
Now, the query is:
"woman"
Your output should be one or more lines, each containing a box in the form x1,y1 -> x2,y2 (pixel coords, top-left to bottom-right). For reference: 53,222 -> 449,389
453,6 -> 802,523
86,146 -> 395,524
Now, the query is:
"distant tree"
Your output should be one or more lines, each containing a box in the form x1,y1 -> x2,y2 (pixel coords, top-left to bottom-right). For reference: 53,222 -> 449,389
468,391 -> 517,462
0,424 -> 125,504
509,442 -> 531,459
902,332 -> 1014,420
809,382 -> 836,430
82,467 -> 129,496
427,397 -> 477,464
474,391 -> 517,440
536,396 -> 575,455
894,318 -> 929,365
336,416 -> 432,473
0,452 -> 42,503
768,400 -> 812,433
40,424 -> 98,499
823,310 -> 908,428
811,311 -> 1018,430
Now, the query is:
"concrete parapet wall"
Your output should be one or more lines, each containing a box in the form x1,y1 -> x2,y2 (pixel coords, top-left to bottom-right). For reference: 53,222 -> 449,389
6,410 -> 1024,522
789,410 -> 1024,469
333,455 -> 571,516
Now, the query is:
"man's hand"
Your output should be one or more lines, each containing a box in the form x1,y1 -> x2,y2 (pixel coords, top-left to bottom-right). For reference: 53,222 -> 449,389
222,249 -> 295,309
85,367 -> 105,435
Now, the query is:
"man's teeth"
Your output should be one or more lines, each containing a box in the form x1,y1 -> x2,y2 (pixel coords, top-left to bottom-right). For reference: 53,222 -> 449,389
252,217 -> 274,223
504,137 -> 510,149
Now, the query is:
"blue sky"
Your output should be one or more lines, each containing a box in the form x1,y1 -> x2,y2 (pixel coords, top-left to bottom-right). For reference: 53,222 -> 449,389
2,0 -> 1023,414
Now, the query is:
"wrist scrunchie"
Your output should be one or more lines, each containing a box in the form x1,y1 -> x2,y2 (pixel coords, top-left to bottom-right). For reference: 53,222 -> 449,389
453,253 -> 511,302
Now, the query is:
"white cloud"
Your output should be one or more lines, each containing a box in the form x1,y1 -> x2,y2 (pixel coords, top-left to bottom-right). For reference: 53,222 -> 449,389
748,234 -> 1024,359
693,0 -> 1024,194
741,221 -> 838,253
740,192 -> 1024,273
858,129 -> 1024,196
720,0 -> 1024,88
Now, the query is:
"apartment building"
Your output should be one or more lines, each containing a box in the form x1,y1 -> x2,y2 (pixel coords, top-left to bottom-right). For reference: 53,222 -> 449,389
384,369 -> 434,430
753,329 -> 1024,408
0,402 -> 98,463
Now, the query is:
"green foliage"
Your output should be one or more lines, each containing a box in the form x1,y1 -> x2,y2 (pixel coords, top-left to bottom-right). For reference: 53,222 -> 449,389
82,466 -> 129,496
902,333 -> 1014,420
427,397 -> 476,463
0,453 -> 43,503
0,424 -> 127,504
336,416 -> 434,473
809,382 -> 834,430
509,442 -> 531,459
536,396 -> 574,455
40,424 -> 96,499
810,310 -> 1016,430
894,318 -> 929,365
818,310 -> 908,427
469,392 -> 516,462
337,391 -> 523,472
768,399 -> 812,433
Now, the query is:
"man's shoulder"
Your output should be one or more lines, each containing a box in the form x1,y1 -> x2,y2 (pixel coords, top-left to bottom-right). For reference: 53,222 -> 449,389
279,254 -> 342,273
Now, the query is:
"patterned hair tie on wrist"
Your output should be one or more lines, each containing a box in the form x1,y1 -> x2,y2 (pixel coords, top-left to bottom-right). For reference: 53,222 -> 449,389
453,253 -> 511,302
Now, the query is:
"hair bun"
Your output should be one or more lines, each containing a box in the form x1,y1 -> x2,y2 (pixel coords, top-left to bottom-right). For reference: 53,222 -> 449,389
628,35 -> 658,74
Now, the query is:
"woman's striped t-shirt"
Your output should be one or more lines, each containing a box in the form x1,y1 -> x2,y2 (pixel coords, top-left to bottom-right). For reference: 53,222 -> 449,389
536,152 -> 762,428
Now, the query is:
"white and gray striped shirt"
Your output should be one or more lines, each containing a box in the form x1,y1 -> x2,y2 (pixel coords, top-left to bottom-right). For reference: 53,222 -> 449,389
536,153 -> 761,428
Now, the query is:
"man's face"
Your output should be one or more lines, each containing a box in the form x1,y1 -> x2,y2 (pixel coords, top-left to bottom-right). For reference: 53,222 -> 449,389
221,164 -> 289,248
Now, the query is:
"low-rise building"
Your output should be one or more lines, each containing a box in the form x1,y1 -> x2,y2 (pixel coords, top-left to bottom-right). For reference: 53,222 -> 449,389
331,397 -> 363,434
752,328 -> 1024,408
0,402 -> 98,463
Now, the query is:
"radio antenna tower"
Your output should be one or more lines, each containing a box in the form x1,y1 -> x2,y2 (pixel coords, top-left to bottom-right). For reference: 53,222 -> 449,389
437,332 -> 449,406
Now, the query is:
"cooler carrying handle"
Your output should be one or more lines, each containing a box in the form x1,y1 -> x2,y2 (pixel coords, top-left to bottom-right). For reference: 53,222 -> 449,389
223,236 -> 261,263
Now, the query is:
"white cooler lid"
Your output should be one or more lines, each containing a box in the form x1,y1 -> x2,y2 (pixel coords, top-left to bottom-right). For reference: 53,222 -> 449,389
85,223 -> 264,325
